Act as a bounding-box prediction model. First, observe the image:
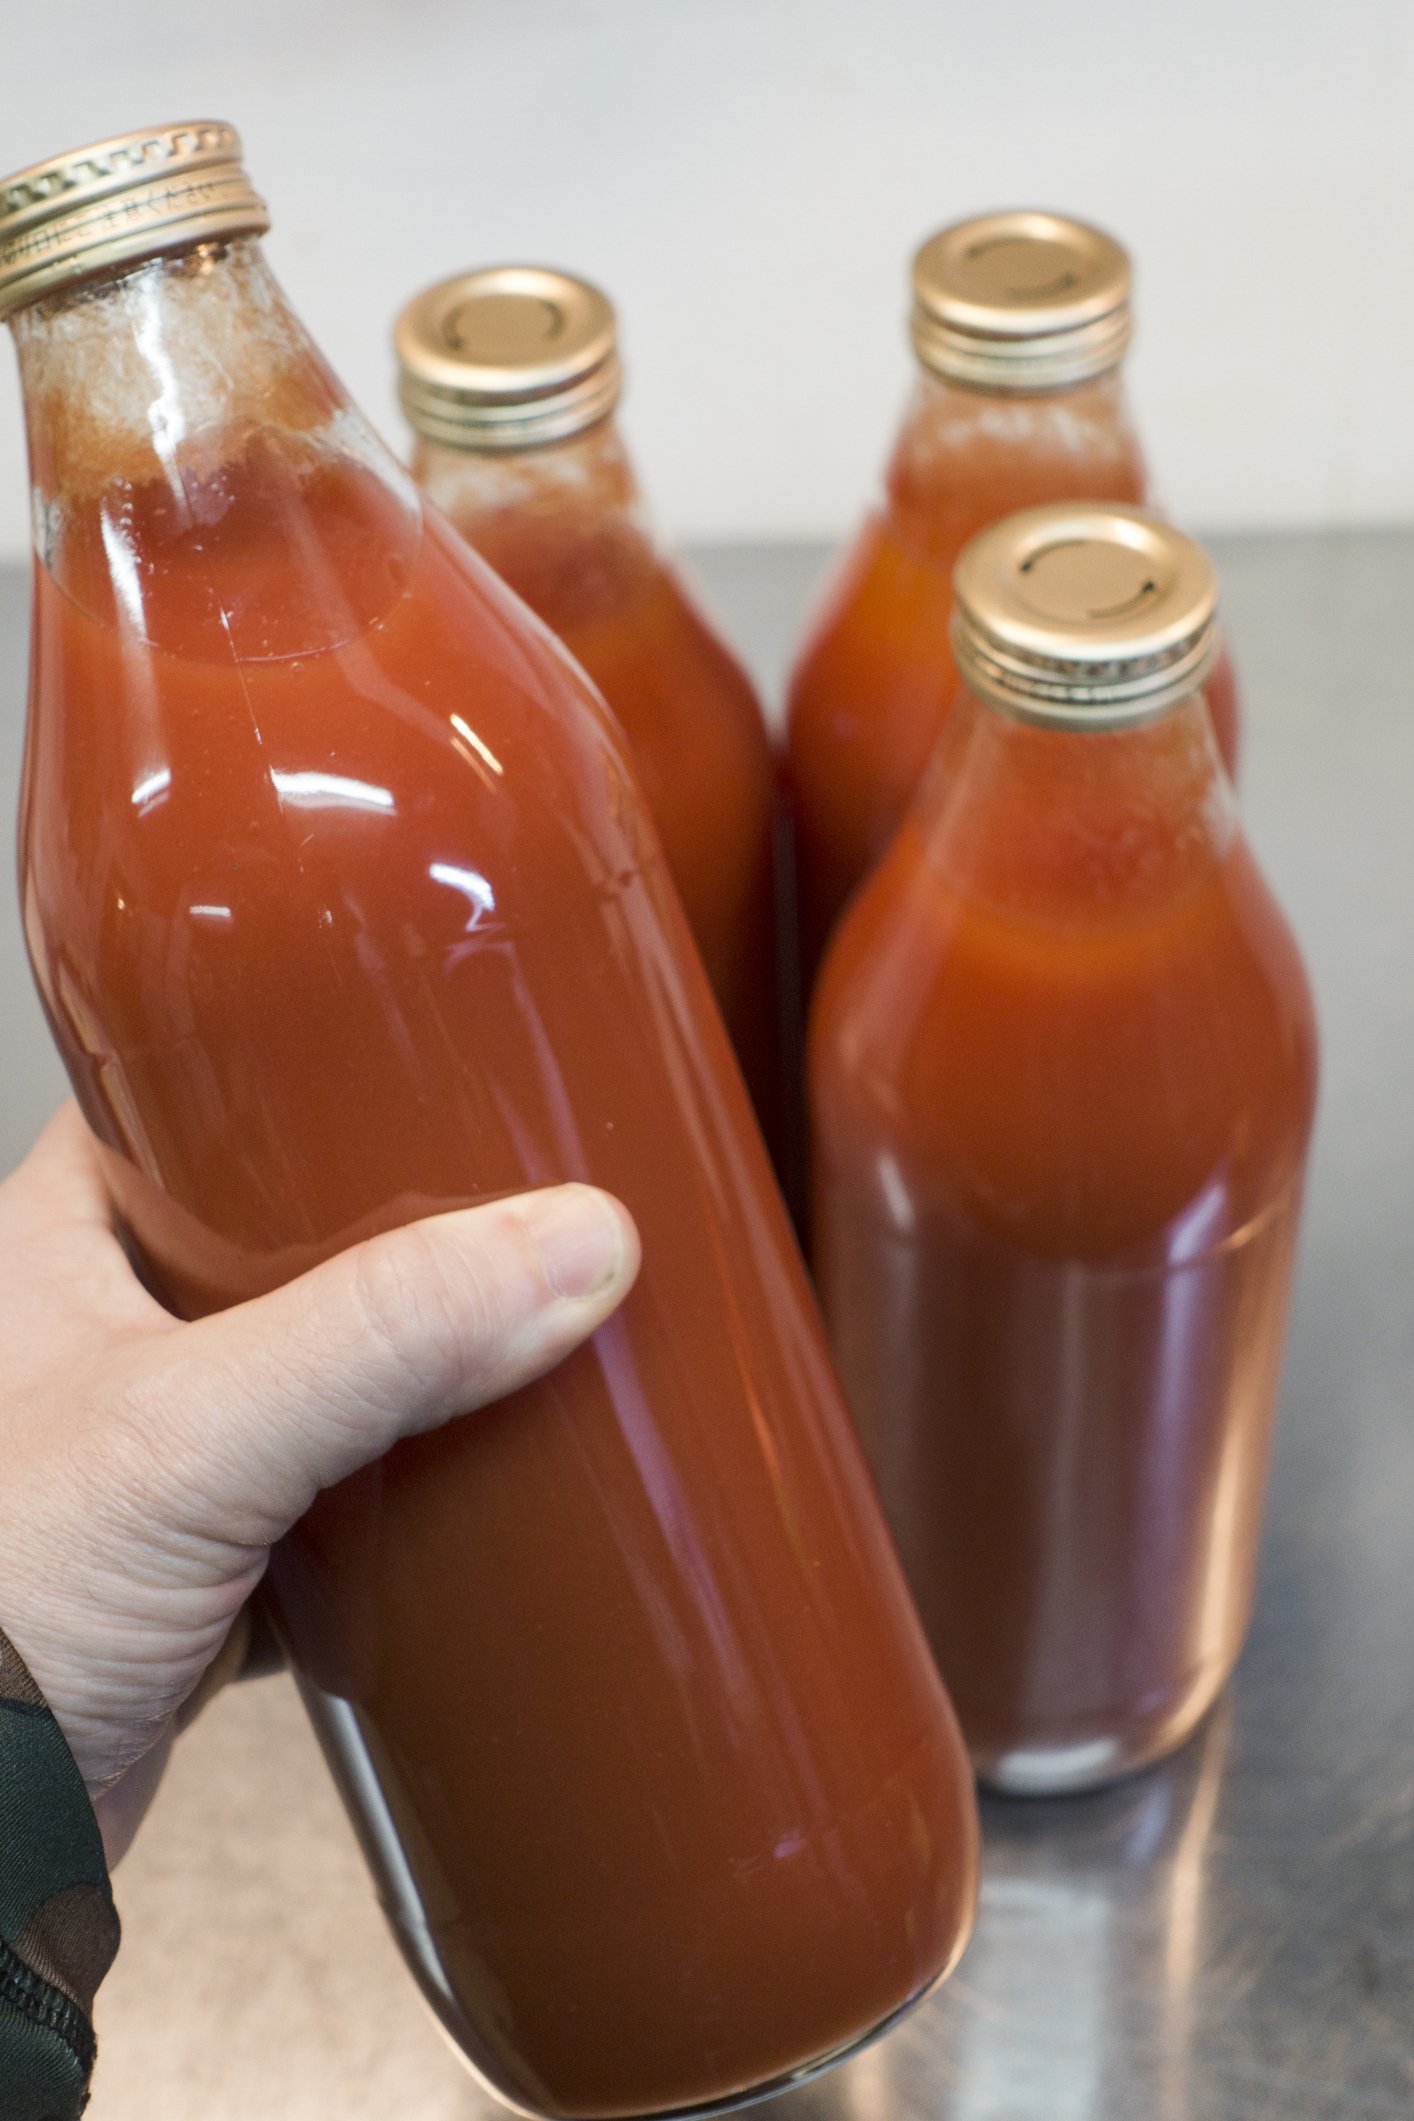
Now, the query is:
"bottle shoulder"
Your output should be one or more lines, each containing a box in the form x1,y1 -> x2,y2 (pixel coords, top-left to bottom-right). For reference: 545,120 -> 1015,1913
786,392 -> 1150,744
810,829 -> 1317,1261
883,374 -> 1151,550
435,483 -> 771,766
785,514 -> 960,798
21,507 -> 658,939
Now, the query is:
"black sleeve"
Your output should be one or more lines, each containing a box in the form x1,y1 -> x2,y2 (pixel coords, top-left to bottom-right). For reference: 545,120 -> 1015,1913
0,1628 -> 120,2119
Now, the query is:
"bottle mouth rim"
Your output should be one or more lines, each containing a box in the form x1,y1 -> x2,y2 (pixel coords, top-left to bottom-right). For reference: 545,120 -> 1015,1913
910,302 -> 1132,393
397,354 -> 623,452
952,612 -> 1220,727
0,122 -> 269,320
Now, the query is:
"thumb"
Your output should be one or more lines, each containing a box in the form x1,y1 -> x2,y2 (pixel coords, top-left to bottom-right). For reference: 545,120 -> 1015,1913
124,1184 -> 639,1552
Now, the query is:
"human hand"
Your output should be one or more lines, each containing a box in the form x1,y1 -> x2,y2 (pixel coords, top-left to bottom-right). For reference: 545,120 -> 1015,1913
0,1105 -> 639,1863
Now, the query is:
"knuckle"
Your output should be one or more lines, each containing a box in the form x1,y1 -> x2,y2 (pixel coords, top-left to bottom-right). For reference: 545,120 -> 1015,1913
349,1220 -> 509,1405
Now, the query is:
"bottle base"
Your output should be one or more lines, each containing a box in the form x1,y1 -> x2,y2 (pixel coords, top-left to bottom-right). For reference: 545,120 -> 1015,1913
406,1907 -> 965,2121
302,1682 -> 974,2121
972,1669 -> 1227,1798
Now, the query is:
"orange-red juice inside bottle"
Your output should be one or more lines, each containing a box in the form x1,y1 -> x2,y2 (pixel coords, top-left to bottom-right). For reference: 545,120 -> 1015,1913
810,508 -> 1313,1792
400,269 -> 782,1151
14,227 -> 977,2117
787,214 -> 1241,980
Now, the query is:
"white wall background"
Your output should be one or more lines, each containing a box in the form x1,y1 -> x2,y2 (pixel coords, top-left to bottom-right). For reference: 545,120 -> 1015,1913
2,0 -> 1413,561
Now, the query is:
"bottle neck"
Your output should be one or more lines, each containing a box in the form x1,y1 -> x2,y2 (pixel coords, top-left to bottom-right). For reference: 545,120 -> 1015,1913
885,363 -> 1149,558
409,414 -> 657,628
12,238 -> 421,659
16,240 -> 343,500
906,681 -> 1237,924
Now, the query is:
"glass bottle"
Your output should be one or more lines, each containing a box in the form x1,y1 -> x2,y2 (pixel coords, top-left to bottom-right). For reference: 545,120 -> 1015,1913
397,268 -> 782,1153
810,503 -> 1316,1794
2,126 -> 977,2116
787,211 -> 1242,980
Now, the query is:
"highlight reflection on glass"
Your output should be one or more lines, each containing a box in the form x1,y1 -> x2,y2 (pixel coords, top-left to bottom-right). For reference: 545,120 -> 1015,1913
130,766 -> 171,810
428,862 -> 496,932
449,712 -> 503,777
271,770 -> 395,811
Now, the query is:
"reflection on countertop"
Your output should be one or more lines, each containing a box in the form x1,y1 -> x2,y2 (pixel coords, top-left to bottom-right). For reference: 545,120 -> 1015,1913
0,535 -> 1411,2120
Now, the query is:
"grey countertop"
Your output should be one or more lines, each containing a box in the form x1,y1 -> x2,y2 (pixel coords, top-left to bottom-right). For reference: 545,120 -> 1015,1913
1,535 -> 1412,2120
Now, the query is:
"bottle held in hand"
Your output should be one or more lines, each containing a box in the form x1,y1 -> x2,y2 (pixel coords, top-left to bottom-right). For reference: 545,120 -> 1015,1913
3,125 -> 978,2118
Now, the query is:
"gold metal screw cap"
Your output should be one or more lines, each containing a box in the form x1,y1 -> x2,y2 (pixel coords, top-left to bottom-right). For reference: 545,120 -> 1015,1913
952,504 -> 1219,727
911,210 -> 1132,393
396,266 -> 622,451
0,121 -> 269,319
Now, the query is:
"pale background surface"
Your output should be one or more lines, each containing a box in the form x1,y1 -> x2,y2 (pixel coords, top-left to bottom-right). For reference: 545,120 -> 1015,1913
2,0 -> 1414,559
